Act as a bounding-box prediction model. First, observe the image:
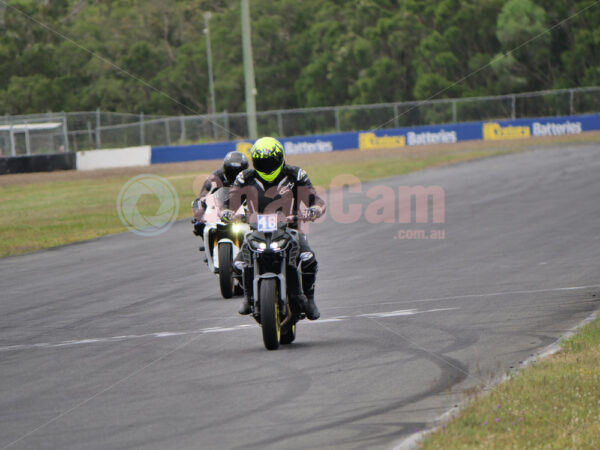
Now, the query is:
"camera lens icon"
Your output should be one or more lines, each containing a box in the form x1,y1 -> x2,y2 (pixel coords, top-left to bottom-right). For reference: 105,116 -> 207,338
117,174 -> 180,237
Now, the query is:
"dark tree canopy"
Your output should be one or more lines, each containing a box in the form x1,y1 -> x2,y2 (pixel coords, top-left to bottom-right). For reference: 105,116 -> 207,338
0,0 -> 598,115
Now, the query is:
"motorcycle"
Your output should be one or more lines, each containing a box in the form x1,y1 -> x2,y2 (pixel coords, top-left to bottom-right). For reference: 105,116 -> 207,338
197,187 -> 249,299
238,212 -> 312,350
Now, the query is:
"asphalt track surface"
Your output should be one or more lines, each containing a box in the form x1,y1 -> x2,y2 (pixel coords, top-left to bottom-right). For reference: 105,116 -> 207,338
1,143 -> 600,450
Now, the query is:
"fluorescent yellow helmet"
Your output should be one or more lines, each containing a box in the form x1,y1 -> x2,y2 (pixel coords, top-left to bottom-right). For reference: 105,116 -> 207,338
250,137 -> 284,182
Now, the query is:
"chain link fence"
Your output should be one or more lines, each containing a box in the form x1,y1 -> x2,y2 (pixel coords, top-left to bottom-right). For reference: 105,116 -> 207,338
1,86 -> 599,156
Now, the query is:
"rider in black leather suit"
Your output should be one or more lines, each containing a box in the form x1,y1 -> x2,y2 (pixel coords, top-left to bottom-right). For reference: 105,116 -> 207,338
223,137 -> 325,320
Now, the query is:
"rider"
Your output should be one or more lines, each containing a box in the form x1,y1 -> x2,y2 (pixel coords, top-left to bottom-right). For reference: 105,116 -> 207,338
192,151 -> 249,240
223,137 -> 325,320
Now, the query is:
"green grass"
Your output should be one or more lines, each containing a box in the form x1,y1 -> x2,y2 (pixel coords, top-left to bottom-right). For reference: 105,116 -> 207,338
421,314 -> 600,449
0,175 -> 196,257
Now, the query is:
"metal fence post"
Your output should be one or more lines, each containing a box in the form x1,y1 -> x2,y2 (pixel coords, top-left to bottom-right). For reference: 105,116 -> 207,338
95,108 -> 101,148
62,113 -> 69,153
87,121 -> 93,146
334,107 -> 340,132
24,119 -> 31,155
165,119 -> 171,145
140,112 -> 145,145
277,111 -> 284,137
393,104 -> 399,128
211,115 -> 218,140
9,123 -> 15,156
569,89 -> 574,115
452,100 -> 457,123
511,95 -> 516,119
180,115 -> 186,142
224,111 -> 230,140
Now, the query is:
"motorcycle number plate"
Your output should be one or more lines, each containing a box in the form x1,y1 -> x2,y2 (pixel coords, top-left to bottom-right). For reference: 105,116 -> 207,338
257,214 -> 278,232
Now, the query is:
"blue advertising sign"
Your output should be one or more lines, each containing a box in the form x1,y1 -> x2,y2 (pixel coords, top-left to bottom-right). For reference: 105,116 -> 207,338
151,131 -> 358,164
150,113 -> 600,164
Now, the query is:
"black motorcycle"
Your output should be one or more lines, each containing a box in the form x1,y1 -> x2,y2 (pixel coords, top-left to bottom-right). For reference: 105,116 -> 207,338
239,212 -> 311,350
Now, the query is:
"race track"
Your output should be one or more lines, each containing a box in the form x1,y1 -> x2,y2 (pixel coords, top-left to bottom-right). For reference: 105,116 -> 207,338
1,143 -> 599,449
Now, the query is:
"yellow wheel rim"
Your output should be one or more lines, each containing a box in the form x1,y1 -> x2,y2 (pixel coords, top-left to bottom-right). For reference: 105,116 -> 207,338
275,302 -> 281,342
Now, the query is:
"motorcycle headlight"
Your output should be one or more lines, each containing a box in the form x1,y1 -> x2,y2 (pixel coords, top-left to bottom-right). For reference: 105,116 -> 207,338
232,223 -> 242,234
248,237 -> 267,251
269,237 -> 289,250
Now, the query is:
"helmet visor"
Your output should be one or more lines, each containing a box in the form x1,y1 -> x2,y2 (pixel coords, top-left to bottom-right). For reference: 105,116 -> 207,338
224,163 -> 243,183
252,157 -> 281,174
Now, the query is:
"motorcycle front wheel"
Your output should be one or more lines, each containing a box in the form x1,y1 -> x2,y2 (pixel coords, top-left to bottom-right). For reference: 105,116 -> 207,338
218,242 -> 234,299
260,279 -> 280,350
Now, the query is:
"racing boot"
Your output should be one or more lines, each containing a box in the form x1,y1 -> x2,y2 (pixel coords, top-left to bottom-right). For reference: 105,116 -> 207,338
192,220 -> 205,237
286,267 -> 308,314
302,273 -> 320,320
238,298 -> 251,315
305,295 -> 320,320
291,292 -> 309,314
238,267 -> 252,315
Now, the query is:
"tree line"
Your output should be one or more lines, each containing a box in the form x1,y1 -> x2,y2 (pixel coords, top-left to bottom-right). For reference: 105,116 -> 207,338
0,0 -> 598,116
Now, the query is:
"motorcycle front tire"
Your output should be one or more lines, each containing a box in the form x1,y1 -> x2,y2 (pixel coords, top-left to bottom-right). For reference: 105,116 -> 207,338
260,279 -> 280,350
218,242 -> 234,299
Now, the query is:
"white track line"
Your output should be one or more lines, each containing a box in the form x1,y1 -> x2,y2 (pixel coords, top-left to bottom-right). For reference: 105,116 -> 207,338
1,326 -> 229,450
3,284 -> 598,353
322,284 -> 600,311
0,308 -> 457,352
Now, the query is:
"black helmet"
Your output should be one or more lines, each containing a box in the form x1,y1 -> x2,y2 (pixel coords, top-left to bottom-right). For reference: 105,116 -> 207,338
250,137 -> 285,182
223,151 -> 249,183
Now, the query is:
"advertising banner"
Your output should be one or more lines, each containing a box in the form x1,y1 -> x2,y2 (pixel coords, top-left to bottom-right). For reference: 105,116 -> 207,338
150,114 -> 600,164
151,132 -> 358,164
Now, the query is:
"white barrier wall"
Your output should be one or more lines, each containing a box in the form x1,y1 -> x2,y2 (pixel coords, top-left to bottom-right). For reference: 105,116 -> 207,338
76,146 -> 151,171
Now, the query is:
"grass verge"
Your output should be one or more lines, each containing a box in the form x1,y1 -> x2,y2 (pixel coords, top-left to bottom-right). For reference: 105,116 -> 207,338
421,314 -> 600,449
0,149 -> 506,258
3,131 -> 600,258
